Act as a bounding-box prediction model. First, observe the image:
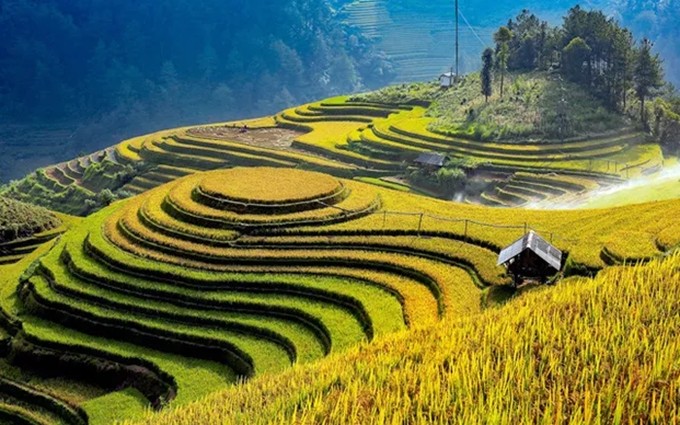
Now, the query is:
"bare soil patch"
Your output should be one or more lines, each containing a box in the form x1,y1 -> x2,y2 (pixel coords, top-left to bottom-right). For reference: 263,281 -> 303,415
189,126 -> 304,150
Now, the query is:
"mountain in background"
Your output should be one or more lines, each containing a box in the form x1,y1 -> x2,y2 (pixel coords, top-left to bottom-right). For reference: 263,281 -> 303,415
1,0 -> 677,182
341,0 -> 679,85
0,0 -> 392,182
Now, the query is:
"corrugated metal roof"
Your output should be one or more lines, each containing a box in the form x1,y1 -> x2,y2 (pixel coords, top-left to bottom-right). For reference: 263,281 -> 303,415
414,152 -> 447,167
497,231 -> 562,270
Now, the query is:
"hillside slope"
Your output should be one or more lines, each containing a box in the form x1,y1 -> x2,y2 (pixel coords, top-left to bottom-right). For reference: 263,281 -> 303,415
0,0 -> 392,183
0,167 -> 678,424
127,251 -> 680,425
1,77 -> 663,215
357,71 -> 630,141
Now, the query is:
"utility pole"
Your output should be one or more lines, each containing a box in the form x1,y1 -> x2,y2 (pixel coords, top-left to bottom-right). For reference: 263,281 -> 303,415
556,75 -> 569,142
455,0 -> 459,78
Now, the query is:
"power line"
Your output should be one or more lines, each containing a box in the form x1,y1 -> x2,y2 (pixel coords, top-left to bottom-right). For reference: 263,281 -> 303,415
458,8 -> 490,49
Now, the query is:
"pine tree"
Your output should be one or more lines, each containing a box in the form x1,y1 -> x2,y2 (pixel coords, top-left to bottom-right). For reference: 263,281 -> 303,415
481,48 -> 494,102
634,38 -> 664,125
562,37 -> 591,85
494,27 -> 512,98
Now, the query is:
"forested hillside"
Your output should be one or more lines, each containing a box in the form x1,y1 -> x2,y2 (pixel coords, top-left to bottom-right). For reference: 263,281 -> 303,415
0,0 -> 392,181
342,0 -> 679,86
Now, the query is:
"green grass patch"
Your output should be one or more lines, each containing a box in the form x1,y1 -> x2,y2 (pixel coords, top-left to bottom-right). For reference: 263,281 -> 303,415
427,71 -> 629,141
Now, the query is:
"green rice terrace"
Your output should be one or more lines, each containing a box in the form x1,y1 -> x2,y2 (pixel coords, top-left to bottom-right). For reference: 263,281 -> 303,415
0,0 -> 678,421
0,68 -> 678,424
0,72 -> 666,215
0,165 -> 678,424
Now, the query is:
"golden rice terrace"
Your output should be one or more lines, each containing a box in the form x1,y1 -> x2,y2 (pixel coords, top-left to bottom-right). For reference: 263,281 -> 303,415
1,166 -> 678,424
1,90 -> 665,215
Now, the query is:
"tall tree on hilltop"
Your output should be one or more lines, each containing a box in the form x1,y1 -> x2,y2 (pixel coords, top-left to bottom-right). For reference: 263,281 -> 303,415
536,21 -> 549,70
481,48 -> 494,102
494,26 -> 512,98
562,37 -> 591,85
507,10 -> 542,70
634,38 -> 664,125
610,27 -> 635,112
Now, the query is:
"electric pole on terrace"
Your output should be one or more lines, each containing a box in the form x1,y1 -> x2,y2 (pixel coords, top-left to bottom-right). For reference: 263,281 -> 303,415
455,0 -> 459,78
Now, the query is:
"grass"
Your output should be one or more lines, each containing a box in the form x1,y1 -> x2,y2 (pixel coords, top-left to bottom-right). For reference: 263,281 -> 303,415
173,134 -> 354,172
0,148 -> 128,216
0,375 -> 87,425
350,82 -> 441,105
26,273 -> 293,376
21,317 -> 237,425
0,211 -> 76,266
0,78 -> 675,425
63,238 -> 369,354
125,252 -> 680,425
38,252 -> 327,364
428,72 -> 628,141
6,168 -> 477,423
354,177 -> 411,192
0,246 -> 237,425
239,234 -> 505,287
164,174 -> 379,227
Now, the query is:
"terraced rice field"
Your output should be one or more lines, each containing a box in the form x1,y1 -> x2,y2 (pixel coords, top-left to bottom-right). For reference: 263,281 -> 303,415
1,145 -> 128,216
341,0 -> 486,81
3,92 -> 663,215
45,148 -> 116,189
0,167 -> 489,424
271,97 -> 658,206
1,167 -> 678,424
126,252 -> 680,425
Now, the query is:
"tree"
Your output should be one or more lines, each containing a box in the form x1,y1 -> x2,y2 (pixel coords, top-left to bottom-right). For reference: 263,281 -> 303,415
506,10 -> 542,71
610,27 -> 635,112
436,167 -> 466,197
562,37 -> 591,85
481,48 -> 494,102
494,26 -> 512,98
634,38 -> 664,125
536,21 -> 549,70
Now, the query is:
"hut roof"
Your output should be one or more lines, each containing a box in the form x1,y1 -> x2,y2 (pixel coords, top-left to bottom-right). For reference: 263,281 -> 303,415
497,231 -> 562,270
414,152 -> 448,167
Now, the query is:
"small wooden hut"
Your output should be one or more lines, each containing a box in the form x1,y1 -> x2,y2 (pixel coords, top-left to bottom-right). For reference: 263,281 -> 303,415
497,231 -> 563,285
413,152 -> 449,172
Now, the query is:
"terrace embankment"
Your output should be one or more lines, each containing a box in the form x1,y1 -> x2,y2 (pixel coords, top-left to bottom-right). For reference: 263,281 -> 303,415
2,167 -> 494,424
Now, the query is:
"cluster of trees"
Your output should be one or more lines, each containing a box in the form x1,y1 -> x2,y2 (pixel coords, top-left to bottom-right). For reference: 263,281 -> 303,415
654,92 -> 680,154
0,0 -> 392,154
480,7 -> 665,125
407,158 -> 479,198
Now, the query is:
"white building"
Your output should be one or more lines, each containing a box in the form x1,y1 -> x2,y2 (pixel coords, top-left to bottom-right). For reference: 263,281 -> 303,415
439,71 -> 456,89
